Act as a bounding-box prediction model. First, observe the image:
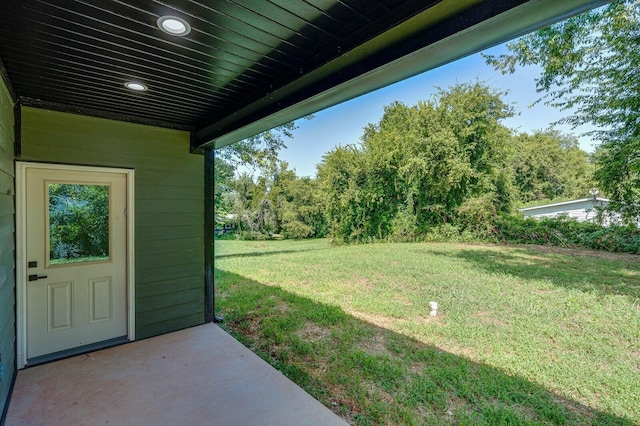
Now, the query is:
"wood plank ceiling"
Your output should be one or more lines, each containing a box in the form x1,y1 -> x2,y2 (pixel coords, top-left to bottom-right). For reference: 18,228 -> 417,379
0,1 -> 608,151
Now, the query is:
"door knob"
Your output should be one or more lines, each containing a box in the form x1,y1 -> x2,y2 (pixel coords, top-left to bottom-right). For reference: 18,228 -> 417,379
28,274 -> 48,281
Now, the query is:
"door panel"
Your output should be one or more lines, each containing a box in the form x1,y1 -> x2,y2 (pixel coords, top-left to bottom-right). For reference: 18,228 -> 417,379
89,276 -> 113,323
25,167 -> 128,360
47,281 -> 73,332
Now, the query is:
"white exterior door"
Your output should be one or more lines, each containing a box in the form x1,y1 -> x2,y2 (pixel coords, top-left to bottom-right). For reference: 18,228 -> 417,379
23,165 -> 129,361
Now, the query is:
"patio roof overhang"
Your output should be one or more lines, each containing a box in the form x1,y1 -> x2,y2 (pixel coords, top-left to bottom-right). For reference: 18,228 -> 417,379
0,0 -> 609,153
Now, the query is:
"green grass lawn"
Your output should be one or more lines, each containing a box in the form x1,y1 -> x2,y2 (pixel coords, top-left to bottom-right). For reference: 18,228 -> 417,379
214,239 -> 640,425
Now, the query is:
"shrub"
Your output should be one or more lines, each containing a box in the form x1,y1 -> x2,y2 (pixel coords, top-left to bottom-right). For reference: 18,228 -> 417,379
281,220 -> 314,239
238,230 -> 270,241
491,215 -> 640,254
457,194 -> 498,237
424,224 -> 478,243
389,208 -> 419,242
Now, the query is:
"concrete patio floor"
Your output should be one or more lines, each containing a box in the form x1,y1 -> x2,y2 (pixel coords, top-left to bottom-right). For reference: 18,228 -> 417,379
6,323 -> 347,425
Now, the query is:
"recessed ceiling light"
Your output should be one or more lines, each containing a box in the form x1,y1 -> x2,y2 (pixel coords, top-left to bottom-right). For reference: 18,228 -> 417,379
124,81 -> 148,92
157,15 -> 191,36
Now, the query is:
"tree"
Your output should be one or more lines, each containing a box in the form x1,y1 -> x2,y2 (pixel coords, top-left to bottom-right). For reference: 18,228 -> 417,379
214,156 -> 234,213
214,118 -> 313,221
318,82 -> 515,242
279,177 -> 327,239
510,130 -> 595,203
215,121 -> 298,170
214,122 -> 297,216
225,160 -> 326,239
49,184 -> 109,261
485,0 -> 640,223
317,144 -> 368,242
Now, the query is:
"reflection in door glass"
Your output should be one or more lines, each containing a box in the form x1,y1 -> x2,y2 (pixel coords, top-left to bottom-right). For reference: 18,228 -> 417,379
49,183 -> 109,264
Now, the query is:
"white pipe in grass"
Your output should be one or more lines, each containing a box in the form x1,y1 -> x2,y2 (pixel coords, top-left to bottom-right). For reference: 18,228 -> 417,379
429,301 -> 438,317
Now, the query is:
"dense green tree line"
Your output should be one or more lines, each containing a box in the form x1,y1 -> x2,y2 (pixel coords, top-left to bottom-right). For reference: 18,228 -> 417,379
317,82 -> 597,243
215,82 -> 602,242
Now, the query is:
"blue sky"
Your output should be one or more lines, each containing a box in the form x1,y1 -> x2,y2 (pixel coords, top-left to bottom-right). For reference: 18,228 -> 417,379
273,43 -> 598,178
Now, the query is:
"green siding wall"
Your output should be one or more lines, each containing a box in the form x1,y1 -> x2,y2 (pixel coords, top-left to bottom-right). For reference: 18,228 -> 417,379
20,107 -> 205,339
0,79 -> 15,417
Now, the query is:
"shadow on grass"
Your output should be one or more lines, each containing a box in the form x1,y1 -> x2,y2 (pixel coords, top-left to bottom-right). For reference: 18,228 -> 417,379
215,268 -> 633,425
431,247 -> 640,300
214,248 -> 326,260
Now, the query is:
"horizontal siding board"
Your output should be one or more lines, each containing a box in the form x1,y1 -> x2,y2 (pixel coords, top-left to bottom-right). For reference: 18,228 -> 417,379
136,237 -> 204,256
0,109 -> 11,155
0,211 -> 14,237
0,136 -> 11,161
0,302 -> 14,327
0,98 -> 11,123
0,223 -> 13,263
136,301 -> 204,326
20,143 -> 195,165
22,107 -> 185,141
136,225 -> 203,242
134,170 -> 203,187
135,263 -> 203,284
0,150 -> 13,177
19,146 -> 203,174
0,193 -> 14,215
137,252 -> 204,271
135,313 -> 204,340
0,229 -> 14,284
136,213 -> 204,228
0,170 -> 13,195
136,288 -> 204,313
0,223 -> 14,273
135,184 -> 203,200
20,107 -> 205,339
19,127 -> 193,157
135,276 -> 204,299
136,198 -> 203,214
0,99 -> 12,141
0,128 -> 12,151
0,243 -> 14,280
21,143 -> 129,169
0,287 -> 14,313
20,141 -> 202,175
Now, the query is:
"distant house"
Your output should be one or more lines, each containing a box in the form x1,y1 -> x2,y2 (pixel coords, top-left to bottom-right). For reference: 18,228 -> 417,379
519,198 -> 617,225
215,214 -> 237,235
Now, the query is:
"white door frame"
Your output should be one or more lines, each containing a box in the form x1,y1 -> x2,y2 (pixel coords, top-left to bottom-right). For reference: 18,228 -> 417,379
16,162 -> 135,368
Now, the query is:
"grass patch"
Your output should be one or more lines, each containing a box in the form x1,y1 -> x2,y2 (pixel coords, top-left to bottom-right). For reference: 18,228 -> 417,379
215,239 -> 640,425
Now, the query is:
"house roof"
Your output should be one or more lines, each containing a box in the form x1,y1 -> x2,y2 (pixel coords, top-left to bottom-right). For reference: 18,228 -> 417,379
0,0 -> 609,152
519,198 -> 610,212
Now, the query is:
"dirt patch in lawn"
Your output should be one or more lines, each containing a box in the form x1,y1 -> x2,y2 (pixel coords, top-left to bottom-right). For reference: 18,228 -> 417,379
473,310 -> 507,326
359,333 -> 392,357
354,276 -> 375,290
439,342 -> 483,360
508,243 -> 638,262
297,321 -> 331,342
349,310 -> 406,329
276,301 -> 290,312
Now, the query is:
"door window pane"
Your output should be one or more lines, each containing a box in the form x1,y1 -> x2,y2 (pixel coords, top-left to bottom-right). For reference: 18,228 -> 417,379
48,183 -> 110,264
